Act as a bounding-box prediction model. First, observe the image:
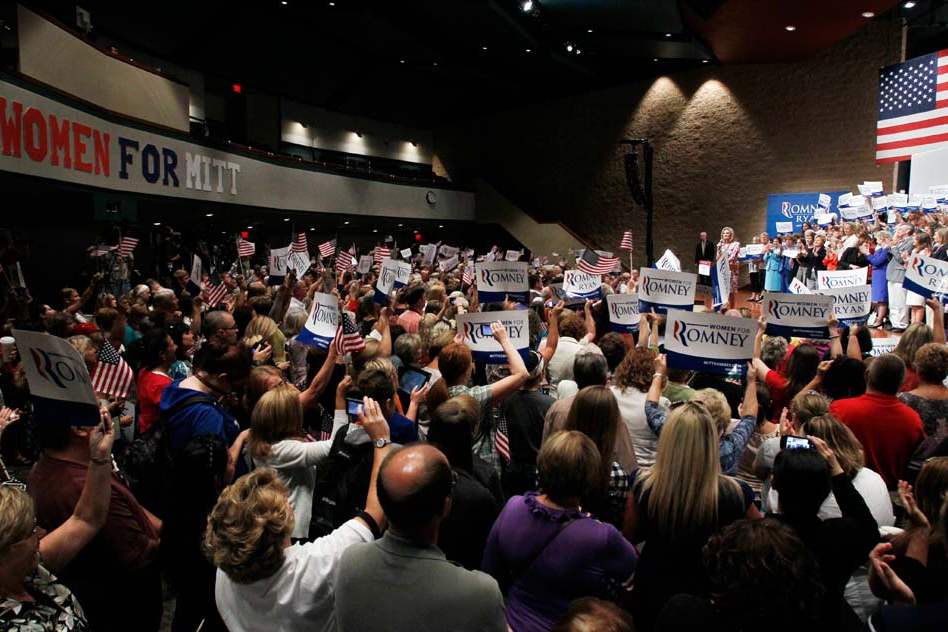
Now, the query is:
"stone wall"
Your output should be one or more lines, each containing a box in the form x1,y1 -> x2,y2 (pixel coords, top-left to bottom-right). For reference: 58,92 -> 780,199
439,19 -> 903,270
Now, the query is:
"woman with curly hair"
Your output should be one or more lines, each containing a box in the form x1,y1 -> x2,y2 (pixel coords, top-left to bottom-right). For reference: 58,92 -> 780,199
899,342 -> 948,479
206,397 -> 391,632
610,346 -> 666,467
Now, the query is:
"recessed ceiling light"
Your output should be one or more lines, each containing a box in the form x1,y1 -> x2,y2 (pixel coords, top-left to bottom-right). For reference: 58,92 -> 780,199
702,59 -> 709,63
433,61 -> 438,66
373,229 -> 378,233
283,217 -> 290,222
153,222 -> 161,226
398,223 -> 403,227
439,225 -> 444,228
903,1 -> 916,7
328,1 -> 334,5
566,43 -> 574,52
785,25 -> 796,31
576,48 -> 581,55
861,11 -> 875,18
205,212 -> 214,217
344,221 -> 350,225
482,45 -> 488,51
653,57 -> 659,62
400,59 -> 405,64
587,29 -> 593,33
521,0 -> 533,12
525,48 -> 532,53
665,33 -> 671,37
281,1 -> 287,4
247,225 -> 252,229
309,227 -> 316,231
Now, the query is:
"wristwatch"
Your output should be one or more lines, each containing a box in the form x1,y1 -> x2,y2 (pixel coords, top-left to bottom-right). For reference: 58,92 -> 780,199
374,438 -> 392,449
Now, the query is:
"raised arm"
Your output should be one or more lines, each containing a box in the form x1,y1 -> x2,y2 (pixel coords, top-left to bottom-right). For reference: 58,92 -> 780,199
355,396 -> 392,532
751,319 -> 770,381
583,300 -> 597,342
540,301 -> 564,365
846,324 -> 863,360
300,339 -> 339,409
645,354 -> 669,436
927,297 -> 945,344
485,322 -> 528,402
39,409 -> 115,573
636,312 -> 651,348
374,306 -> 393,357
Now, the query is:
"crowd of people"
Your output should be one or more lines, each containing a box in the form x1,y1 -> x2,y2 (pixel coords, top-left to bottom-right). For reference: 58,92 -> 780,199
0,211 -> 946,632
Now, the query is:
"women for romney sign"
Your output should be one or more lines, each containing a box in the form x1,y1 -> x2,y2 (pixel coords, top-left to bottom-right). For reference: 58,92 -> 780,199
664,310 -> 755,376
296,293 -> 339,350
474,261 -> 528,304
457,311 -> 529,363
817,268 -> 868,290
638,268 -> 697,314
822,285 -> 872,326
903,255 -> 948,300
763,292 -> 833,339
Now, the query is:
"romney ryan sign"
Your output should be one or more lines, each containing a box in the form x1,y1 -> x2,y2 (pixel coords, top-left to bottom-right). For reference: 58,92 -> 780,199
766,191 -> 849,235
0,74 -> 474,219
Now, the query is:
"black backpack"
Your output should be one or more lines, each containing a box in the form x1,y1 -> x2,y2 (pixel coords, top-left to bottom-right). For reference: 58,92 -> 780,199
121,394 -> 218,518
309,423 -> 374,539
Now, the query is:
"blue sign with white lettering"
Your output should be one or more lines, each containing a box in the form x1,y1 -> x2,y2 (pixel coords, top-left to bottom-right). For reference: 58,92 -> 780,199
766,191 -> 849,235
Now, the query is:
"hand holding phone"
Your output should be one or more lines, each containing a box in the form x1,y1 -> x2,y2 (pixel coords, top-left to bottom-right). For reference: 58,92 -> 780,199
780,435 -> 813,451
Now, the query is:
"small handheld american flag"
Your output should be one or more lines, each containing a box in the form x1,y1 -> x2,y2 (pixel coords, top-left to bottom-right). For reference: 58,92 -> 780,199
291,232 -> 309,254
374,246 -> 392,265
462,267 -> 474,287
334,312 -> 365,354
203,282 -> 229,308
620,231 -> 634,250
335,252 -> 354,274
319,239 -> 337,258
91,340 -> 134,400
237,237 -> 256,258
117,237 -> 139,257
577,249 -> 620,275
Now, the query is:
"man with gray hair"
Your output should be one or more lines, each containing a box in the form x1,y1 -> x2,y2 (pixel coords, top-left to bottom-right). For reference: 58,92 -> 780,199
885,223 -> 914,333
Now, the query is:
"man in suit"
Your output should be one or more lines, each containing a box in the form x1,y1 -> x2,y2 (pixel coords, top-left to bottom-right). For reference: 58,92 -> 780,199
333,444 -> 507,632
695,231 -> 715,289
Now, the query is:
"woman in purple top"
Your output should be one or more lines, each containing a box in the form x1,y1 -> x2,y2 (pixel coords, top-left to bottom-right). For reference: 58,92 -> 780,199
481,431 -> 637,632
866,230 -> 891,328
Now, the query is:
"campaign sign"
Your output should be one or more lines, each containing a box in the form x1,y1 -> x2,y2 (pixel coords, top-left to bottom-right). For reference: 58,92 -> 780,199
869,337 -> 900,357
788,278 -> 811,294
457,310 -> 530,363
420,244 -> 437,267
762,292 -> 833,339
357,255 -> 373,275
817,268 -> 868,290
711,253 -> 731,309
639,268 -> 697,314
475,261 -> 529,304
766,191 -> 849,234
822,285 -> 872,326
374,258 -> 399,303
654,249 -> 681,272
400,248 -> 412,259
903,254 -> 948,300
563,270 -> 602,300
287,251 -> 310,276
439,244 -> 459,259
606,294 -> 640,333
664,310 -> 755,376
393,260 -> 412,288
440,255 -> 459,272
295,292 -> 339,350
549,283 -> 583,306
775,221 -> 793,234
14,329 -> 100,425
268,246 -> 290,285
505,249 -> 521,262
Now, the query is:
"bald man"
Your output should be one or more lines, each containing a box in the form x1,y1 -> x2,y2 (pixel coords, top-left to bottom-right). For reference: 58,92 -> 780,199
333,444 -> 506,632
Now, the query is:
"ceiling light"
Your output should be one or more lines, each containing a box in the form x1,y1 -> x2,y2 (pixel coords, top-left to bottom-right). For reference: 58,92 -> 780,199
344,221 -> 350,225
903,1 -> 916,7
521,0 -> 533,12
525,48 -> 532,53
283,217 -> 290,222
702,59 -> 709,63
575,48 -> 581,55
861,11 -> 875,18
373,229 -> 378,233
205,212 -> 214,217
653,58 -> 659,62
400,59 -> 405,64
433,61 -> 438,66
153,222 -> 161,226
785,25 -> 796,31
281,1 -> 287,4
398,223 -> 403,227
439,225 -> 444,228
309,227 -> 316,231
482,45 -> 488,51
566,43 -> 574,52
247,225 -> 252,229
665,33 -> 671,37
587,29 -> 593,33
328,1 -> 334,5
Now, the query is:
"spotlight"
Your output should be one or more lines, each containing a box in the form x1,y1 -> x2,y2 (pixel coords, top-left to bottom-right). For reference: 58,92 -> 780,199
525,48 -> 532,53
521,0 -> 533,12
482,45 -> 488,51
903,1 -> 916,7
439,225 -> 444,228
400,59 -> 405,64
309,227 -> 316,231
665,33 -> 671,37
283,217 -> 290,222
587,29 -> 593,33
785,25 -> 796,31
205,212 -> 214,217
281,1 -> 287,4
702,59 -> 708,63
373,229 -> 378,233
153,222 -> 161,226
344,221 -> 350,225
861,11 -> 875,18
566,43 -> 573,52
653,58 -> 659,62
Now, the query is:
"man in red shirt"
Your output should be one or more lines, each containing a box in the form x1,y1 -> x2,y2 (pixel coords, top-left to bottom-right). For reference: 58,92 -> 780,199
829,354 -> 925,489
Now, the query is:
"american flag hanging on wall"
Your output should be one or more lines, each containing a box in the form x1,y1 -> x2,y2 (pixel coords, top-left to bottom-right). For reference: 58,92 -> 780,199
875,49 -> 948,163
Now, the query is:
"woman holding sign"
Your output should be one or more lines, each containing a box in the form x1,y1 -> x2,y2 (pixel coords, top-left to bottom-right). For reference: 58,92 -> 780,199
763,239 -> 784,293
906,233 -> 932,325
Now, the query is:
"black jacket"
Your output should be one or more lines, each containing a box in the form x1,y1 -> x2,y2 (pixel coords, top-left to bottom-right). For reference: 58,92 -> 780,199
695,240 -> 714,264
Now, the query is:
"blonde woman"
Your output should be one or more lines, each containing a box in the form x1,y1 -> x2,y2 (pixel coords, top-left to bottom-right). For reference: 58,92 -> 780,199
245,297 -> 287,364
247,385 -> 346,540
717,227 -> 741,308
623,400 -> 760,629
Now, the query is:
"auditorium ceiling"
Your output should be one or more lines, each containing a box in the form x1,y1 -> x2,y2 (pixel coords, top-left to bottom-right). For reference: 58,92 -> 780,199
14,0 -> 932,126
